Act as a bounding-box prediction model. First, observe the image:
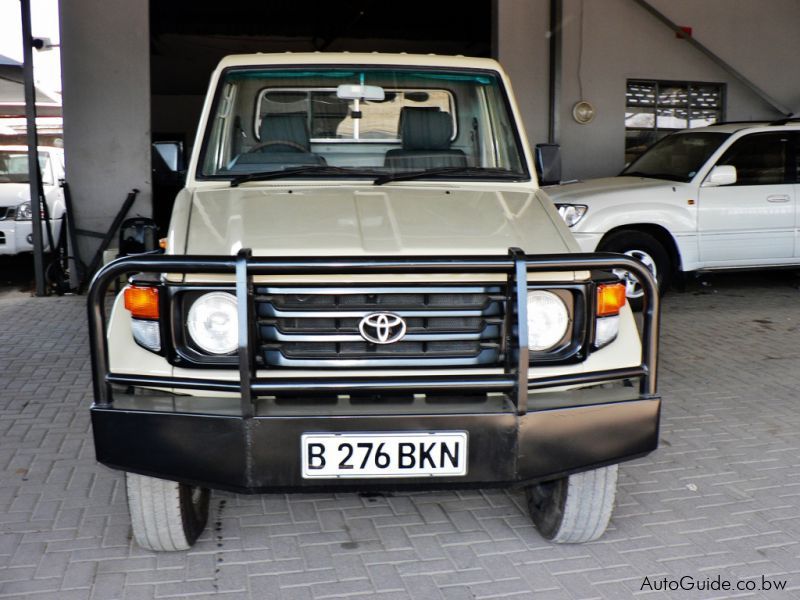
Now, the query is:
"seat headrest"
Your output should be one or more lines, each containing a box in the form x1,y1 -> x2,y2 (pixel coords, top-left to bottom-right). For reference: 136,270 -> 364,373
259,113 -> 311,151
398,107 -> 454,151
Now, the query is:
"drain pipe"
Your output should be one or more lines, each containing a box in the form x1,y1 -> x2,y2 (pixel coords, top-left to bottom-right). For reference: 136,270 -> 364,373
548,0 -> 562,144
19,0 -> 46,296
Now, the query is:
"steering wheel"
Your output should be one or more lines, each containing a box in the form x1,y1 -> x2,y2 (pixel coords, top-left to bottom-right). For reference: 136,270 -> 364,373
248,140 -> 308,153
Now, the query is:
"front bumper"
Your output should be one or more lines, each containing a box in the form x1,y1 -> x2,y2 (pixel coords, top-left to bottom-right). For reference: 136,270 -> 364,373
0,220 -> 32,254
92,386 -> 660,492
88,249 -> 661,492
0,220 -> 56,255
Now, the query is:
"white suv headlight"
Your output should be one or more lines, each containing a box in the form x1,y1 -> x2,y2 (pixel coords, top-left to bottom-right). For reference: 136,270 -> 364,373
555,204 -> 587,227
15,201 -> 32,221
187,292 -> 239,354
526,290 -> 570,351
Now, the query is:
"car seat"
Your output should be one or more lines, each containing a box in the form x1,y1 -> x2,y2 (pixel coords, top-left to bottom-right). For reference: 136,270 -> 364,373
229,113 -> 325,171
384,107 -> 467,170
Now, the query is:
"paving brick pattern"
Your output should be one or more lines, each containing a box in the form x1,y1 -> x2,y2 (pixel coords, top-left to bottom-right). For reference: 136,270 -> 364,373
1,273 -> 800,599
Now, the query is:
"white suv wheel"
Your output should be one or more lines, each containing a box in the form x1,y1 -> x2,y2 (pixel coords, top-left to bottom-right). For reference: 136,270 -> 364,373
600,229 -> 671,310
614,249 -> 657,299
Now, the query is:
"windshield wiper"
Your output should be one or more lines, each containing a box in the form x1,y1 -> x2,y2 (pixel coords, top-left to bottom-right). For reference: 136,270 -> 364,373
230,166 -> 378,187
230,165 -> 527,187
373,166 -> 526,186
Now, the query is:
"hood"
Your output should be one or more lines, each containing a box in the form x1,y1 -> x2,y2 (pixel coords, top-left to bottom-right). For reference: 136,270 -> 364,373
184,186 -> 573,257
0,183 -> 30,208
546,176 -> 674,204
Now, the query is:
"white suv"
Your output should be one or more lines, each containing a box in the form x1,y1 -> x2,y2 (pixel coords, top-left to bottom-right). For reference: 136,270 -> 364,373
548,121 -> 800,307
0,146 -> 65,255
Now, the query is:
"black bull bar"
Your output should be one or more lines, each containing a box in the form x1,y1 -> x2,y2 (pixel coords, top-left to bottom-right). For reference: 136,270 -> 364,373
87,249 -> 661,492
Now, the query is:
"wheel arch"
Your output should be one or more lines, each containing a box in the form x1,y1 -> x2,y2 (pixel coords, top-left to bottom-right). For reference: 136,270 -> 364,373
599,223 -> 683,274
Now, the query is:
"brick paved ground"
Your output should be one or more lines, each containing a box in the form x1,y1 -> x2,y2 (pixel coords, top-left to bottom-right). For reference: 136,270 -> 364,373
1,272 -> 800,599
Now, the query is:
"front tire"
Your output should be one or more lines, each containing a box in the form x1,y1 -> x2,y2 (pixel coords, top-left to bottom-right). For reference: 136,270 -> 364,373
599,230 -> 670,311
126,473 -> 210,551
526,465 -> 618,543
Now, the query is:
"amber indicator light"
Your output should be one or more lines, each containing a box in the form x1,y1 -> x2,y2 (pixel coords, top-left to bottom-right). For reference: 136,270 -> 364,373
596,283 -> 627,316
124,286 -> 160,319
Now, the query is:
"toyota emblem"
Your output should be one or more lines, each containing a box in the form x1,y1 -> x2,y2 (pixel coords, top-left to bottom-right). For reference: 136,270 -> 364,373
358,312 -> 407,344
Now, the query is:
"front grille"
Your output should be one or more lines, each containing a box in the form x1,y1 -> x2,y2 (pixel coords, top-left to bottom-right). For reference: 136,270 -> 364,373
0,207 -> 9,220
255,286 -> 505,367
0,231 -> 5,245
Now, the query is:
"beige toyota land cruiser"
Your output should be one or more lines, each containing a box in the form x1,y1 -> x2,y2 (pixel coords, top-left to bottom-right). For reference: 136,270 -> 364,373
88,53 -> 660,551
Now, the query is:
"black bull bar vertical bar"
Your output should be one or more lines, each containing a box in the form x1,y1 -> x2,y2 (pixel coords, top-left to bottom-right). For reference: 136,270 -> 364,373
87,250 -> 660,410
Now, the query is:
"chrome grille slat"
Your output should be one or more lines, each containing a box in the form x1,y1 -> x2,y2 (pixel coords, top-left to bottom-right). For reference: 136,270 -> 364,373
259,317 -> 502,340
258,286 -> 498,295
260,330 -> 498,343
262,348 -> 501,368
254,285 -> 506,368
258,307 -> 495,318
279,340 -> 497,357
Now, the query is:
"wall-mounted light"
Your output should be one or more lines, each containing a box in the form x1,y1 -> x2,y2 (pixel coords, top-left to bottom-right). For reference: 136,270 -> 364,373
572,100 -> 595,124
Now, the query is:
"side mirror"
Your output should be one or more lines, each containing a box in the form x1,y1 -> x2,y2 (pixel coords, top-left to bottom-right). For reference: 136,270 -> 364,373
703,165 -> 737,187
535,143 -> 562,186
153,141 -> 185,173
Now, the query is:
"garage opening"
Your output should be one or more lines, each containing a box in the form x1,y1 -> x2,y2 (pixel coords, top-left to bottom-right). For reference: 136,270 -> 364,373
149,0 -> 492,227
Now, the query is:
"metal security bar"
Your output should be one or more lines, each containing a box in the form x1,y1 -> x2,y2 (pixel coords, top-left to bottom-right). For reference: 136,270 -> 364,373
88,249 -> 660,414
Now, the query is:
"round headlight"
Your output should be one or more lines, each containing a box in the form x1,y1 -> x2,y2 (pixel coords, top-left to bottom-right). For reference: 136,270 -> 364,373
187,292 -> 238,355
526,290 -> 570,351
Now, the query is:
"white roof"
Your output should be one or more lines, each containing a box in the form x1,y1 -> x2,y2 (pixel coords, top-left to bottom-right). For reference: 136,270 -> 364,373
215,52 -> 504,73
0,54 -> 22,67
686,121 -> 800,134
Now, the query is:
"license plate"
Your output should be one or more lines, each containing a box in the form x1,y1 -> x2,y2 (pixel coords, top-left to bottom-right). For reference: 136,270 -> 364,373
301,432 -> 468,479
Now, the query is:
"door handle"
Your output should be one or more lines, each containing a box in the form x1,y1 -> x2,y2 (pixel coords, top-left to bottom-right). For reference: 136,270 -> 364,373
767,195 -> 790,203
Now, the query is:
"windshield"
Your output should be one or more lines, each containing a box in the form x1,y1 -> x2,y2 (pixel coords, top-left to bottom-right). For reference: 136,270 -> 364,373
0,151 -> 53,185
199,67 -> 527,182
621,131 -> 730,182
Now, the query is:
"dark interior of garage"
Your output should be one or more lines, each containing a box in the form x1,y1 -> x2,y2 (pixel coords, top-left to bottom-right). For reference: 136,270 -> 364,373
149,0 -> 492,143
148,0 -> 491,227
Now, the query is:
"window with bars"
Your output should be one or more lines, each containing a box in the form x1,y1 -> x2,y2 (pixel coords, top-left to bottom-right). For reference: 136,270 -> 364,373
625,79 -> 725,164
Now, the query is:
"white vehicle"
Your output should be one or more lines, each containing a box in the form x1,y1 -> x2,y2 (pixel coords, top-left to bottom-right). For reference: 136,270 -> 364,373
88,53 -> 660,551
0,145 -> 65,255
548,121 -> 800,307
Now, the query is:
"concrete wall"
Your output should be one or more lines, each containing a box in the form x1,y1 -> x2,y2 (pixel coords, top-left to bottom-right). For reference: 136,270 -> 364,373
497,0 -> 800,180
495,0 -> 550,150
59,0 -> 800,253
59,0 -> 151,264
